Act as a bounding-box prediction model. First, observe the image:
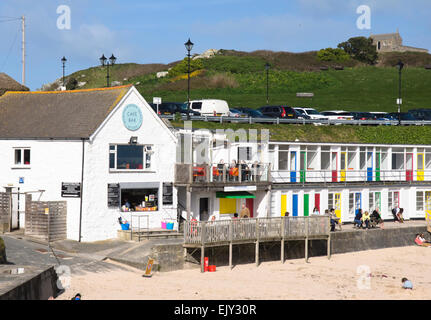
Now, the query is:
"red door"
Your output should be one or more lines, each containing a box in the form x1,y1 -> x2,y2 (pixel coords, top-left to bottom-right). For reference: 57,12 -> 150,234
314,193 -> 320,212
406,153 -> 413,181
331,152 -> 338,182
246,198 -> 254,217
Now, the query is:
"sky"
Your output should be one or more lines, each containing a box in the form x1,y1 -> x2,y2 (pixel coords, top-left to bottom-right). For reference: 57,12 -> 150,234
0,0 -> 430,90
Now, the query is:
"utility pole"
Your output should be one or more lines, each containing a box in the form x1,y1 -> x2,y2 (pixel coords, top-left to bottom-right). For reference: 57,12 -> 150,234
21,15 -> 25,86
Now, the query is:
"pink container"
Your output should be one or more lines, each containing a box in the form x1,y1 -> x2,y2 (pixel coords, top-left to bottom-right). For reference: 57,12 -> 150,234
161,221 -> 167,229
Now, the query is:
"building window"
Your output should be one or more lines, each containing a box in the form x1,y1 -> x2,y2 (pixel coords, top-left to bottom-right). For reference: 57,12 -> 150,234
238,147 -> 252,161
109,144 -> 153,170
14,148 -> 31,166
278,147 -> 289,170
121,188 -> 158,211
417,191 -> 424,211
162,183 -> 173,205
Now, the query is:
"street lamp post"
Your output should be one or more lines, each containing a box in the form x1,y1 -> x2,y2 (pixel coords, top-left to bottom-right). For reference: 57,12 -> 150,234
396,60 -> 404,125
100,54 -> 117,87
265,63 -> 270,104
61,56 -> 67,88
184,38 -> 194,119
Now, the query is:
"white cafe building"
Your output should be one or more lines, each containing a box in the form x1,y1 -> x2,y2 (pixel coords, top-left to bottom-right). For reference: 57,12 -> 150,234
0,85 -> 178,241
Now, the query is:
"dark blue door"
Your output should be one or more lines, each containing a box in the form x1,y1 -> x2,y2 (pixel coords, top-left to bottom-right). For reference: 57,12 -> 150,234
367,152 -> 373,181
290,151 -> 297,183
292,194 -> 298,216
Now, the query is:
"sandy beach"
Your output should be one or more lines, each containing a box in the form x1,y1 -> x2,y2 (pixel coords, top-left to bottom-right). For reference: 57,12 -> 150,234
56,245 -> 431,300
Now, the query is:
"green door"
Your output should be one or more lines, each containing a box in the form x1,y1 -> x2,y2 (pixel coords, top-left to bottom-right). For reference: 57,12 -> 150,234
376,153 -> 381,181
304,194 -> 309,216
300,151 -> 306,182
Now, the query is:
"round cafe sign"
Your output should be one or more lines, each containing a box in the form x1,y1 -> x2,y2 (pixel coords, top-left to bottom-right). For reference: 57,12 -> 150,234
122,104 -> 143,131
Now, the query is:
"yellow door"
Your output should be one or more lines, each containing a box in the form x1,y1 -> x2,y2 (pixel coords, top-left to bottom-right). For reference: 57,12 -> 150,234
340,152 -> 347,182
281,194 -> 287,216
220,198 -> 237,214
425,192 -> 431,231
417,153 -> 424,181
335,193 -> 342,221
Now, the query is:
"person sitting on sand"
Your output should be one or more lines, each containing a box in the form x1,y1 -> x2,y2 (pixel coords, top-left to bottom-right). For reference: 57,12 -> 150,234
361,211 -> 371,229
415,234 -> 431,247
354,209 -> 363,228
371,207 -> 384,229
401,278 -> 413,289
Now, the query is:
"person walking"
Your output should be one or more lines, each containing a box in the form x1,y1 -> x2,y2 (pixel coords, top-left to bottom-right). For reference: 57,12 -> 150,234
239,203 -> 250,219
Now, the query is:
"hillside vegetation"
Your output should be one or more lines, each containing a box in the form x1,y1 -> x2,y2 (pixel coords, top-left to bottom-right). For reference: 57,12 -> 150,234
43,50 -> 431,112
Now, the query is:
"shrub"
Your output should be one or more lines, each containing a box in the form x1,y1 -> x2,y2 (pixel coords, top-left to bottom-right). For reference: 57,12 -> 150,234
317,48 -> 350,62
168,58 -> 204,77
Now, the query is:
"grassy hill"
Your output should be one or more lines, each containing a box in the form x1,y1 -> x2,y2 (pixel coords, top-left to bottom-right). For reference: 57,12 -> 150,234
43,50 -> 431,113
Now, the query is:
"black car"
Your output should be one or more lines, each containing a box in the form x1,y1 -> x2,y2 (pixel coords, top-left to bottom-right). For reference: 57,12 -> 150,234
387,112 -> 417,122
350,112 -> 376,120
236,108 -> 270,118
149,102 -> 199,116
408,109 -> 431,120
258,105 -> 297,118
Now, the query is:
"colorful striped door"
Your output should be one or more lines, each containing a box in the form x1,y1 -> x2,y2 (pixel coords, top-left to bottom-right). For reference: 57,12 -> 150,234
290,151 -> 297,183
334,193 -> 341,221
367,151 -> 373,181
314,193 -> 320,212
340,152 -> 346,182
300,151 -> 306,183
417,153 -> 424,181
331,152 -> 338,182
292,194 -> 298,217
375,153 -> 381,181
304,194 -> 309,216
406,153 -> 413,181
281,194 -> 287,216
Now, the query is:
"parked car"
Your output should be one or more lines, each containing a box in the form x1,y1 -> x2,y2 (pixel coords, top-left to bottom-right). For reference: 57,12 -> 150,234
292,108 -> 311,119
228,108 -> 248,118
149,102 -> 199,116
258,105 -> 297,119
188,99 -> 230,116
388,112 -> 418,123
236,107 -> 269,118
408,109 -> 431,120
350,112 -> 376,120
369,112 -> 390,121
320,110 -> 354,120
293,107 -> 326,120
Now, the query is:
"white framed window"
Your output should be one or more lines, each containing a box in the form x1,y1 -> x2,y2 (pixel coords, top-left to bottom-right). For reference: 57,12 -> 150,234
416,191 -> 424,212
13,148 -> 31,166
109,144 -> 153,171
388,190 -> 400,213
369,191 -> 381,212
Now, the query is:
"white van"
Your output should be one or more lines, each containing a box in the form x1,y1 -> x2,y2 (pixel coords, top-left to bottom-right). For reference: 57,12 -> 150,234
188,99 -> 230,116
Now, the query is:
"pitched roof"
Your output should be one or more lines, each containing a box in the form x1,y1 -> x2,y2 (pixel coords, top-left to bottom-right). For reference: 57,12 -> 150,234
370,32 -> 401,41
0,73 -> 29,96
0,85 -> 131,139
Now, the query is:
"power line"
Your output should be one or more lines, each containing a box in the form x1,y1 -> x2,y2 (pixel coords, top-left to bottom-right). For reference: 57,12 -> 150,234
1,29 -> 19,71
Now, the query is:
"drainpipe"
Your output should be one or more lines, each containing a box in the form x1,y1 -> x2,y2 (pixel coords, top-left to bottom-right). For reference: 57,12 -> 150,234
78,138 -> 86,242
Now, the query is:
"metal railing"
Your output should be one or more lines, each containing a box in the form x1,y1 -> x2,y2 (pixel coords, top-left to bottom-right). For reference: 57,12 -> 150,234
184,216 -> 330,245
161,114 -> 431,126
191,162 -> 270,183
271,169 -> 431,184
130,214 -> 150,241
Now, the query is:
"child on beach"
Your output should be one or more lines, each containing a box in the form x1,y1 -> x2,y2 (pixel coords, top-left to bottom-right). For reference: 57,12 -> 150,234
401,278 -> 413,289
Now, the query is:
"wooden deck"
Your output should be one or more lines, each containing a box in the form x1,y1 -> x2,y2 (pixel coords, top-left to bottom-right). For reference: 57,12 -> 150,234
183,216 -> 331,272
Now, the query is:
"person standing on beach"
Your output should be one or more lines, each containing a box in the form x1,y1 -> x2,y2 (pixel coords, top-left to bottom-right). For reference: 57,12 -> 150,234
240,203 -> 250,219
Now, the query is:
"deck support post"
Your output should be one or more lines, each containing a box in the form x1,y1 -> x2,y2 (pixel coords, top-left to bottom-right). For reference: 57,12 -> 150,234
327,234 -> 331,260
200,222 -> 206,273
201,245 -> 205,273
229,220 -> 233,269
281,216 -> 285,263
255,219 -> 260,267
305,217 -> 309,263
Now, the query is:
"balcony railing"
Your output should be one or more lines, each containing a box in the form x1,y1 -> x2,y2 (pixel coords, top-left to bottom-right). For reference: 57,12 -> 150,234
184,216 -> 330,245
175,163 -> 271,184
271,169 -> 431,184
